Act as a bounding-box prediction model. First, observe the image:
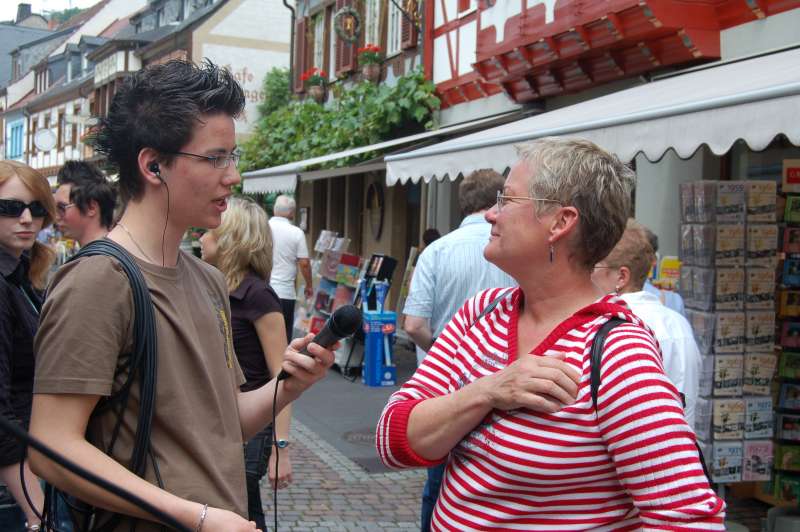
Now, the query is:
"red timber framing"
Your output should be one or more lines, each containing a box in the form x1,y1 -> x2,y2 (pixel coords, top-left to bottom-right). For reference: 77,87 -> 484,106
430,0 -> 800,107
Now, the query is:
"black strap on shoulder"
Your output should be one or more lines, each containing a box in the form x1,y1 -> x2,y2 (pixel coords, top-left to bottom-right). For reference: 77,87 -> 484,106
51,239 -> 161,532
589,316 -> 712,483
589,317 -> 625,410
475,288 -> 514,323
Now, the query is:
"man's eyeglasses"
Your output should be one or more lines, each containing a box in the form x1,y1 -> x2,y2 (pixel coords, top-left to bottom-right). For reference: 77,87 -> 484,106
168,150 -> 241,169
496,191 -> 562,212
0,199 -> 48,218
56,202 -> 75,216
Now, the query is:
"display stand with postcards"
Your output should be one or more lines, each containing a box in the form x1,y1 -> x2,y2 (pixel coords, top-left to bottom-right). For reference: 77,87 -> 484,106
680,178 -> 779,498
763,158 -> 800,506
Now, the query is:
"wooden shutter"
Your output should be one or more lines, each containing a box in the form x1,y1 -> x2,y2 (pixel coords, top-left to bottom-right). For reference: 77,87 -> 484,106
294,17 -> 309,93
335,0 -> 357,75
401,0 -> 418,50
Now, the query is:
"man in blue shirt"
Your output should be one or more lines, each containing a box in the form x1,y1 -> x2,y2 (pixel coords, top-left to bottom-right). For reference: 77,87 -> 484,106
403,169 -> 515,532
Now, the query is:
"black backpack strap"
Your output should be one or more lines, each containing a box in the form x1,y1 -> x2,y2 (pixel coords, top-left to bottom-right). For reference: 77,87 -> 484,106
53,239 -> 161,531
475,288 -> 514,324
589,317 -> 625,410
589,316 -> 713,483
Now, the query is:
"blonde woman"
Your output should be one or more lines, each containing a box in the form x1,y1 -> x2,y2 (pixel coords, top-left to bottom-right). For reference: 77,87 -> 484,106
0,160 -> 55,531
200,196 -> 291,530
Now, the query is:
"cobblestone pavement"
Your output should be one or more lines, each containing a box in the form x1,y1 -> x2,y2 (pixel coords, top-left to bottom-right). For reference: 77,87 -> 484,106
261,420 -> 425,531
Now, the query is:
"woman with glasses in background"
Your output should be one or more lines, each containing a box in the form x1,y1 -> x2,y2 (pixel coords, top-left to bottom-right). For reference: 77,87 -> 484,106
0,160 -> 55,531
199,196 -> 292,530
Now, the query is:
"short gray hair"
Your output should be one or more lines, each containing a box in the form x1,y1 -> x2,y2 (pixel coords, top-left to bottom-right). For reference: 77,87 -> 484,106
273,194 -> 296,216
515,137 -> 635,269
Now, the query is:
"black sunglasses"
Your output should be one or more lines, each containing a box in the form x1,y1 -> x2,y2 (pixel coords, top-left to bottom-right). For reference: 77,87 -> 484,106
0,199 -> 48,218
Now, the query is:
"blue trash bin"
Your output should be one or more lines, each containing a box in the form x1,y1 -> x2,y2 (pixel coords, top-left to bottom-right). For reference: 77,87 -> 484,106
362,311 -> 397,387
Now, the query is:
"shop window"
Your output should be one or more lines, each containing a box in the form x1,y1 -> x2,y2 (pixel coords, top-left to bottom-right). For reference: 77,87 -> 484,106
364,0 -> 381,47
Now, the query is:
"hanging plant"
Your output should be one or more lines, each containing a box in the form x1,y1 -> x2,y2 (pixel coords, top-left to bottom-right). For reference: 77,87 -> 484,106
334,6 -> 361,43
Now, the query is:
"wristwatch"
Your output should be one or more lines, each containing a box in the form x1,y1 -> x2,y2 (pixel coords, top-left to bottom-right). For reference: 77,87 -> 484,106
275,439 -> 290,449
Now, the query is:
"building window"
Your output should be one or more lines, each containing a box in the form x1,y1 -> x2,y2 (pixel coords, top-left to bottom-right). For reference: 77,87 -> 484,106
364,0 -> 381,47
313,13 -> 325,70
328,6 -> 337,81
58,112 -> 65,149
9,123 -> 23,159
387,1 -> 402,56
156,8 -> 164,27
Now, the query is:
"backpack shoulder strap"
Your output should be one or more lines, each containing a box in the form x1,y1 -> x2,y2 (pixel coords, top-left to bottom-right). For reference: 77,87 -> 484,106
474,288 -> 514,324
590,317 -> 626,410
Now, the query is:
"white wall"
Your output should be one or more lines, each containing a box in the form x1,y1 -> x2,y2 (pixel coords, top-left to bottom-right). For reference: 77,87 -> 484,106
634,147 -> 720,257
722,8 -> 800,60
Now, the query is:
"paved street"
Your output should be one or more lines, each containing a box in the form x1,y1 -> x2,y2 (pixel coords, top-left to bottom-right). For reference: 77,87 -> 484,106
262,419 -> 424,531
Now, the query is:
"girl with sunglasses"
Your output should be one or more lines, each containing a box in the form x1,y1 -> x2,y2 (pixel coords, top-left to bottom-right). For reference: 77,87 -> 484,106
0,160 -> 56,531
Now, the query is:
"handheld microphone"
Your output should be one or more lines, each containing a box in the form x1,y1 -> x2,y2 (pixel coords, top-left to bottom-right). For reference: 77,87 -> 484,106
277,304 -> 362,381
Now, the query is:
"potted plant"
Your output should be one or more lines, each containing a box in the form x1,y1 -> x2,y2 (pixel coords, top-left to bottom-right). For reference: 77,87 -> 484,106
301,67 -> 327,103
358,44 -> 383,82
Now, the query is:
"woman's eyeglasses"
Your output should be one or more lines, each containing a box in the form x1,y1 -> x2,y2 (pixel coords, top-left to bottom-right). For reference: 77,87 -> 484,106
495,191 -> 562,212
0,199 -> 48,218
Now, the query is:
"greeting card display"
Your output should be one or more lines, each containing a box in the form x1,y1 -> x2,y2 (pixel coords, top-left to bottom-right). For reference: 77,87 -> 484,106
779,382 -> 800,410
743,352 -> 777,395
779,289 -> 800,318
784,257 -> 800,287
714,312 -> 746,353
680,224 -> 695,265
698,355 -> 714,397
713,354 -> 743,396
782,159 -> 800,194
744,396 -> 773,439
745,180 -> 777,223
686,309 -> 715,354
777,413 -> 800,442
715,268 -> 744,310
746,224 -> 778,268
713,399 -> 745,440
692,267 -> 715,311
715,224 -> 746,266
775,444 -> 800,472
785,195 -> 800,224
680,182 -> 696,222
743,440 -> 773,481
779,351 -> 800,380
715,182 -> 746,223
680,266 -> 694,308
745,268 -> 775,309
785,227 -> 800,255
711,440 -> 743,483
694,181 -> 717,223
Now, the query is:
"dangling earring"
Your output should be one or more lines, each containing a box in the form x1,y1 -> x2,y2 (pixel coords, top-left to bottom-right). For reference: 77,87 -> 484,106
549,244 -> 555,263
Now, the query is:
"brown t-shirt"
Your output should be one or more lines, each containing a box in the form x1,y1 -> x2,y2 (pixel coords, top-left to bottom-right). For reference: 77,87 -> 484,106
34,250 -> 247,531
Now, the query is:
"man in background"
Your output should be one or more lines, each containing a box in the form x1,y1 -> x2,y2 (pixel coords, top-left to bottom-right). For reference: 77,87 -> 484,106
402,169 -> 515,532
270,194 -> 313,340
54,161 -> 116,247
642,225 -> 686,316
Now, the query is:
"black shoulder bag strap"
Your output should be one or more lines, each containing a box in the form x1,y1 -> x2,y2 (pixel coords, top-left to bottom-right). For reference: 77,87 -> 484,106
48,239 -> 161,532
474,288 -> 515,323
589,317 -> 712,483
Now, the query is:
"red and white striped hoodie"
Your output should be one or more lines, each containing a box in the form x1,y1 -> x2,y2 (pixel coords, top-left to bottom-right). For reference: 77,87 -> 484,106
377,288 -> 725,531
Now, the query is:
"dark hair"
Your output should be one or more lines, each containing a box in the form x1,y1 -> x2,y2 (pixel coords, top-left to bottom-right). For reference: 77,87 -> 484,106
422,228 -> 441,246
92,60 -> 245,202
642,225 -> 659,253
459,169 -> 505,216
57,160 -> 116,229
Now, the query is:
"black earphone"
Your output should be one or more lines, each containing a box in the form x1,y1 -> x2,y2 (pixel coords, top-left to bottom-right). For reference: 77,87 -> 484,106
149,162 -> 164,182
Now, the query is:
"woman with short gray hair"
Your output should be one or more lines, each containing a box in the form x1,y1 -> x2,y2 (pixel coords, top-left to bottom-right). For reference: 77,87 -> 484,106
377,137 -> 724,530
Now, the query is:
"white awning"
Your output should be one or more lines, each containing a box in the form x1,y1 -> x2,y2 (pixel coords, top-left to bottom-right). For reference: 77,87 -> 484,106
242,173 -> 297,194
240,113 -> 524,193
385,47 -> 800,185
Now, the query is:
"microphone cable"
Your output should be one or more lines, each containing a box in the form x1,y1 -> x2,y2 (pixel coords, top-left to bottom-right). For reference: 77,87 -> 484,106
0,415 -> 191,532
272,380 -> 280,532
